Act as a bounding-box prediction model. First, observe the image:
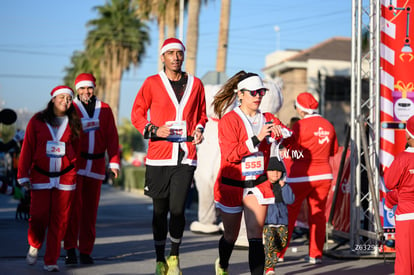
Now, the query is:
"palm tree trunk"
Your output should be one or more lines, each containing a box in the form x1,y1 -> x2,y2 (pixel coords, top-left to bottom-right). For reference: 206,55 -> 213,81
166,0 -> 178,38
185,0 -> 200,75
158,17 -> 166,72
109,68 -> 122,125
216,0 -> 231,73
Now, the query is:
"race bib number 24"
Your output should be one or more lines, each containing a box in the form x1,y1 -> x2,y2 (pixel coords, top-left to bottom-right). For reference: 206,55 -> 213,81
46,141 -> 65,158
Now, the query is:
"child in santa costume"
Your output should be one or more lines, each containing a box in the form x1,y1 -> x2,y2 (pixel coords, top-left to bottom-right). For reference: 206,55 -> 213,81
384,115 -> 414,275
18,86 -> 81,272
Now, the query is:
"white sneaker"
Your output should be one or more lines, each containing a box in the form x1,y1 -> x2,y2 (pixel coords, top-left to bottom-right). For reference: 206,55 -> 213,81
190,221 -> 221,234
26,246 -> 38,265
43,265 -> 59,272
305,255 -> 322,264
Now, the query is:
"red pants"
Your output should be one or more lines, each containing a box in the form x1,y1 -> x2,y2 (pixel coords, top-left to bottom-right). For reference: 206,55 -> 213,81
278,180 -> 331,259
395,219 -> 414,275
64,176 -> 102,255
28,188 -> 74,265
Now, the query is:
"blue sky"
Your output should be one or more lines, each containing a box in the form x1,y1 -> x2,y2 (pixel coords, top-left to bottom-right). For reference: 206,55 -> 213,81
0,0 -> 351,123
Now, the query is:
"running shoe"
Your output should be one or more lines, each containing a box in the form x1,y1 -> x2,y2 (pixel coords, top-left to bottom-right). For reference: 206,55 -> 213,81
305,255 -> 322,264
215,257 -> 228,275
43,264 -> 59,272
65,248 -> 77,265
26,246 -> 38,265
166,255 -> 182,275
156,261 -> 168,275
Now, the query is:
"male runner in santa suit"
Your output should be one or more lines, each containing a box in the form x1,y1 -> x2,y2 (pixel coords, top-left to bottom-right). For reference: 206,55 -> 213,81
278,92 -> 338,264
131,37 -> 207,275
64,73 -> 120,265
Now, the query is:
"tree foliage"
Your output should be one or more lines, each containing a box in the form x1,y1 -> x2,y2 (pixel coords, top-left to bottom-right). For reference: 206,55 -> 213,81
117,118 -> 146,160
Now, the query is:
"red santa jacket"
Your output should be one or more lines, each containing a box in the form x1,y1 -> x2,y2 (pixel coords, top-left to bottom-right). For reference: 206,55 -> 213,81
131,71 -> 207,166
283,114 -> 338,183
17,114 -> 79,190
216,107 -> 286,184
384,146 -> 414,220
74,98 -> 120,180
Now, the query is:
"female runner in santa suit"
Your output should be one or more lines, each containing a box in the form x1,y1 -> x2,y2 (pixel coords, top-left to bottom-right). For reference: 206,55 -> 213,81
212,71 -> 290,275
17,86 -> 81,272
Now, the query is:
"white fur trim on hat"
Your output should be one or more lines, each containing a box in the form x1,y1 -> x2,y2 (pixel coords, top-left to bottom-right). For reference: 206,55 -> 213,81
52,88 -> 73,98
406,116 -> 414,139
160,42 -> 185,55
237,75 -> 267,91
75,80 -> 95,90
295,101 -> 317,114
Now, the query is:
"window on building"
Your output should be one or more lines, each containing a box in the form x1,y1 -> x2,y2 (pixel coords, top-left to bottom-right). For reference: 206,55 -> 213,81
325,76 -> 369,101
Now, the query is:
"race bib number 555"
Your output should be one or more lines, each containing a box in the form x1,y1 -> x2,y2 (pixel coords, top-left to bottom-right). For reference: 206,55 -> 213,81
242,153 -> 264,176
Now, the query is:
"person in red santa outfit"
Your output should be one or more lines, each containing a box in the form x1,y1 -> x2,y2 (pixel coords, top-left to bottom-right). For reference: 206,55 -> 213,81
131,37 -> 207,275
63,73 -> 120,265
211,71 -> 290,275
277,92 -> 338,264
384,115 -> 414,275
18,86 -> 81,272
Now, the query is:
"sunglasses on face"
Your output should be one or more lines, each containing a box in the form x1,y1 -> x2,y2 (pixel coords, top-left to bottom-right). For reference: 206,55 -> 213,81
241,88 -> 267,97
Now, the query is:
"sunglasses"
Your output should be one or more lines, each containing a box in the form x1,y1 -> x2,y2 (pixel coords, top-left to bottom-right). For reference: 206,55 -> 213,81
241,88 -> 267,97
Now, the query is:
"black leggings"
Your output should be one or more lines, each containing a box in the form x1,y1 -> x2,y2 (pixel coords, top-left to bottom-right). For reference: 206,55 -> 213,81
151,165 -> 195,242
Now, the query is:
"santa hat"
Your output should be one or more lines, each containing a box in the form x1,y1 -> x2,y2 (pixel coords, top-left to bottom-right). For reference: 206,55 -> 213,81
160,38 -> 185,55
295,92 -> 319,114
406,115 -> 414,139
75,73 -> 96,90
50,85 -> 74,98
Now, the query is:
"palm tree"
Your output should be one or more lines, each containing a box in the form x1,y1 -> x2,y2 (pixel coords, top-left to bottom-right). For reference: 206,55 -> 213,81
132,0 -> 211,75
133,0 -> 168,70
216,0 -> 231,73
86,0 -> 150,123
63,50 -> 103,97
118,118 -> 146,158
184,0 -> 200,75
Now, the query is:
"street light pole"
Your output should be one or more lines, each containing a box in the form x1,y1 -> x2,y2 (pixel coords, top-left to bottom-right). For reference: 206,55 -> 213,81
274,25 -> 280,51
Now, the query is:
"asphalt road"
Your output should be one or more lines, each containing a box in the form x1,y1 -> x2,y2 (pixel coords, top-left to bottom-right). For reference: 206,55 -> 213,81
0,184 -> 395,274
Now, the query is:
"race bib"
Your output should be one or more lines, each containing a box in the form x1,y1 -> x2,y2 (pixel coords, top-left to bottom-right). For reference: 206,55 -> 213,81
166,120 -> 187,142
46,141 -> 65,158
241,152 -> 264,176
81,118 -> 100,132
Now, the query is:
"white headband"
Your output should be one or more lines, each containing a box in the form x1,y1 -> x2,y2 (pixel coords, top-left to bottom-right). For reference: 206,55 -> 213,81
237,75 -> 267,91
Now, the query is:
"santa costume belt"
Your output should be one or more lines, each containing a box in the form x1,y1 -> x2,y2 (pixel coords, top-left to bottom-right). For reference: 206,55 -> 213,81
81,152 -> 105,159
150,136 -> 194,142
34,164 -> 74,178
221,174 -> 267,188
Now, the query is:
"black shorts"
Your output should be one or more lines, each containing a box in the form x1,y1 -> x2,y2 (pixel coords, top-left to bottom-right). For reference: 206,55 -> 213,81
144,164 -> 195,199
